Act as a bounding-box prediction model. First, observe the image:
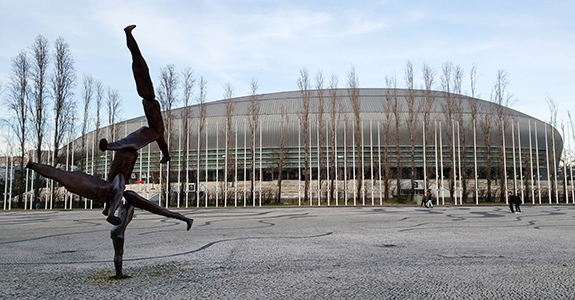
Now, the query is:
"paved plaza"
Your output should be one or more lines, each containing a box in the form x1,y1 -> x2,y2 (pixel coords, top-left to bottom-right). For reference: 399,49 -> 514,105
1,205 -> 575,299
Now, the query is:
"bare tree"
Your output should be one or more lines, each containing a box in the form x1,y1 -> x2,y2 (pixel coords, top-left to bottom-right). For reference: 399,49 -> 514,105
51,37 -> 77,165
546,95 -> 559,202
382,75 -> 395,201
106,88 -> 121,144
404,60 -> 418,200
328,73 -> 340,201
452,65 -> 468,202
180,67 -> 195,192
387,72 -> 402,199
315,71 -> 325,201
248,78 -> 260,204
298,68 -> 311,204
30,35 -> 50,163
6,50 -> 30,207
30,35 -> 50,200
156,64 -> 179,204
276,104 -> 288,202
440,61 -> 457,202
468,64 -> 481,200
157,64 -> 179,148
94,80 -> 104,177
491,69 -> 514,201
223,82 -> 235,203
195,77 -> 207,205
347,66 -> 362,201
80,74 -> 94,170
421,63 -> 436,190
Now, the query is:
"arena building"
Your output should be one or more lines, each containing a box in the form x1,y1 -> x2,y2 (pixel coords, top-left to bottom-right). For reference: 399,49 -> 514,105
72,88 -> 563,206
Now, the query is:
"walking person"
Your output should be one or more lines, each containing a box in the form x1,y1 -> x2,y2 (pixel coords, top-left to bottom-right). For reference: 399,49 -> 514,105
422,190 -> 433,208
508,191 -> 515,213
514,192 -> 522,214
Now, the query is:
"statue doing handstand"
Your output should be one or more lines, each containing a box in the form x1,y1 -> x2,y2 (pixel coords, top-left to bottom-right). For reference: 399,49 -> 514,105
26,24 -> 192,279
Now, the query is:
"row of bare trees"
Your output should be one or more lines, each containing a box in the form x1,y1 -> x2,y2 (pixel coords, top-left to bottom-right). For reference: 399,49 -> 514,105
2,35 -> 571,207
3,35 -> 123,208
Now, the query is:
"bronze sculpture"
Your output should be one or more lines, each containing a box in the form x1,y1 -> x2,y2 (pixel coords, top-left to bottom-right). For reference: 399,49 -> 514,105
26,24 -> 192,278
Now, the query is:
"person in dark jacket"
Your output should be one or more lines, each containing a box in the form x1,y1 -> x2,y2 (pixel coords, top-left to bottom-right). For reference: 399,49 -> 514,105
508,191 -> 515,213
513,192 -> 522,214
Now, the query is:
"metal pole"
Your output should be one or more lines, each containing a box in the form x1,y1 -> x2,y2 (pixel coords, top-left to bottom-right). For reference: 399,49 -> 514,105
562,122 -> 568,204
512,121 -> 517,193
378,121 -> 382,205
435,120 -> 439,205
552,127 -> 559,203
528,120 -> 535,204
317,120 -> 320,206
452,119 -> 457,205
535,122 -> 542,204
234,120 -> 238,207
370,120 -> 374,205
344,121 -> 347,206
473,119 -> 479,205
259,121 -> 262,207
545,124 -> 551,204
326,119 -> 330,206
457,121 -> 462,205
352,122 -> 356,206
517,121 -> 524,203
423,120 -> 427,191
197,119 -> 201,207
205,121 -> 208,208
298,122 -> 301,206
178,119 -> 182,208
439,121 -> 444,205
186,117 -> 190,207
502,120 -> 508,204
244,119 -> 247,207
335,122 -> 339,206
216,121 -> 219,207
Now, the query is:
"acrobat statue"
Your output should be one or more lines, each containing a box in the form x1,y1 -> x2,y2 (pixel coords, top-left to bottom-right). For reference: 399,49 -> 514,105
26,25 -> 192,278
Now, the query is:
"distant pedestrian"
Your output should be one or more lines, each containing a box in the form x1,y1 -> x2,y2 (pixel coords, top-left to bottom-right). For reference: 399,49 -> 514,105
508,191 -> 515,213
35,202 -> 40,210
514,193 -> 522,214
423,190 -> 433,208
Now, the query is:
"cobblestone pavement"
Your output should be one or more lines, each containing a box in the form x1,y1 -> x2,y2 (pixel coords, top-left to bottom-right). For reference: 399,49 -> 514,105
1,205 -> 575,299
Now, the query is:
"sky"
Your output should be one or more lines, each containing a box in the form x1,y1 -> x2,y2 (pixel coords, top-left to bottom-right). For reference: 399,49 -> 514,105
1,0 -> 574,141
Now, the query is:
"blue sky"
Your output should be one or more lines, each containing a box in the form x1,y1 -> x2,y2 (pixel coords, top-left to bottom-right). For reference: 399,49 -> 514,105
1,0 -> 574,132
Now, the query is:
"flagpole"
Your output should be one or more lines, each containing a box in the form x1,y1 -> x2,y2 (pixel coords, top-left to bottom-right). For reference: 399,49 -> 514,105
528,120 -> 535,204
517,121 -> 524,203
502,120 -> 508,204
298,122 -> 301,206
545,124 -> 551,204
472,119 -> 478,205
439,121 -> 444,205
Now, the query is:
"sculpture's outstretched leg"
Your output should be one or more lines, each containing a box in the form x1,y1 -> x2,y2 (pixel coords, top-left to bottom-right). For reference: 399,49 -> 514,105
100,126 -> 159,152
124,190 -> 193,231
110,202 -> 135,279
124,25 -> 155,100
26,162 -> 111,203
125,25 -> 170,164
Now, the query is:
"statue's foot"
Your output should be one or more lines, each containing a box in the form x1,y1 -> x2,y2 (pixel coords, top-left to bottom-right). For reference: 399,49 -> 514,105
107,214 -> 122,226
124,25 -> 136,32
160,155 -> 170,164
186,218 -> 194,231
99,138 -> 108,151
